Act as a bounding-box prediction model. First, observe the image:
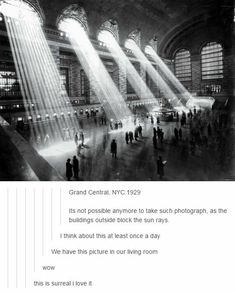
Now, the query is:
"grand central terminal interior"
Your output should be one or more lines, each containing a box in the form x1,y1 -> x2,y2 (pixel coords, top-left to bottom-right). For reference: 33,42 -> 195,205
0,0 -> 234,181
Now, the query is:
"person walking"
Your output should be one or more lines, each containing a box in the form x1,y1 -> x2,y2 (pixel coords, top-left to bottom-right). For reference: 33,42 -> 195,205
74,132 -> 79,146
72,156 -> 79,179
111,139 -> 117,158
176,112 -> 179,122
125,132 -> 129,144
129,131 -> 134,144
174,128 -> 179,141
102,133 -> 107,150
153,127 -> 157,137
66,159 -> 73,181
134,128 -> 139,141
138,125 -> 143,138
157,127 -> 161,140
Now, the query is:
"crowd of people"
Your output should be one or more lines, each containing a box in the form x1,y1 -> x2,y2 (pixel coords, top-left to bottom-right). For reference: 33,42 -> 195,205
61,104 -> 230,180
110,120 -> 123,130
124,125 -> 143,144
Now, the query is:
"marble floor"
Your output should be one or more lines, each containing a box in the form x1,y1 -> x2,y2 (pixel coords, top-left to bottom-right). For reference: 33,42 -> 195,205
39,117 -> 233,181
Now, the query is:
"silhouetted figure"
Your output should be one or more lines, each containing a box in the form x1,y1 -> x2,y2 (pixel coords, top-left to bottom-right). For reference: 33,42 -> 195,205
181,112 -> 187,127
138,125 -> 143,138
151,116 -> 154,124
111,139 -> 117,158
174,128 -> 179,141
125,132 -> 129,144
188,110 -> 193,119
134,128 -> 139,141
129,131 -> 134,144
66,159 -> 73,181
153,127 -> 157,137
102,133 -> 107,150
193,107 -> 197,116
160,129 -> 164,143
74,132 -> 79,146
157,117 -> 160,124
176,112 -> 179,122
157,156 -> 166,180
153,135 -> 157,149
72,156 -> 79,179
179,128 -> 182,140
157,127 -> 161,140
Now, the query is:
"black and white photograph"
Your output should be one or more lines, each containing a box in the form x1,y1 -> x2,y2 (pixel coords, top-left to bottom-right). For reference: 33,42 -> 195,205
0,0 -> 234,181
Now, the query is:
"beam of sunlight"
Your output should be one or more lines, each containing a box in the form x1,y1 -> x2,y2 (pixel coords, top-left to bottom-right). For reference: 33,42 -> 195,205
125,39 -> 187,111
1,0 -> 80,146
143,45 -> 194,107
58,18 -> 131,121
186,96 -> 215,109
38,139 -> 89,157
98,30 -> 158,109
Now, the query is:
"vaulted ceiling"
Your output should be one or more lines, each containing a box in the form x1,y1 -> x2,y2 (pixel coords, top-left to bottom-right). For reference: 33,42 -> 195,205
38,0 -> 233,55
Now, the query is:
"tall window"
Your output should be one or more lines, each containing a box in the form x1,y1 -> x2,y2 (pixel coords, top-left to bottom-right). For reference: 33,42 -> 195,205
175,49 -> 192,81
0,71 -> 21,99
80,69 -> 89,96
60,67 -> 69,95
201,42 -> 223,80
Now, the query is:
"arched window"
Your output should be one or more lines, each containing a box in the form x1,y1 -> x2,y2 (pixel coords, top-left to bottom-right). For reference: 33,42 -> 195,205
175,49 -> 192,81
80,69 -> 89,96
201,42 -> 223,80
60,67 -> 69,95
98,19 -> 119,43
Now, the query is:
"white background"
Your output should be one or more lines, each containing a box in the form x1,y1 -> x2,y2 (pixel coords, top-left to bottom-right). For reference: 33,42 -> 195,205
0,182 -> 234,293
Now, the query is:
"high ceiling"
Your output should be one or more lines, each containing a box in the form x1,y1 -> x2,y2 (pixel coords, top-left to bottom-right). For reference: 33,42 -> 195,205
38,0 -> 233,53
